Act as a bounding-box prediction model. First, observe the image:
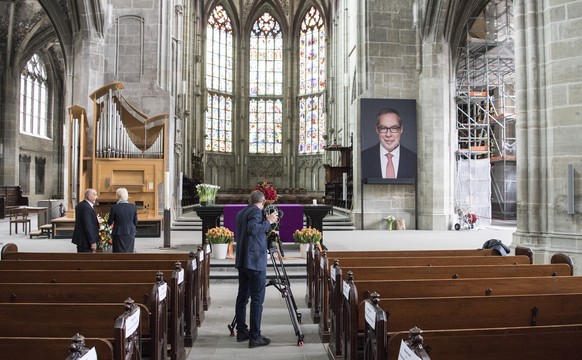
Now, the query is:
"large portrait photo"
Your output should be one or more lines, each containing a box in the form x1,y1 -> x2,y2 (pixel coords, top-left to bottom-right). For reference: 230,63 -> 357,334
360,99 -> 417,184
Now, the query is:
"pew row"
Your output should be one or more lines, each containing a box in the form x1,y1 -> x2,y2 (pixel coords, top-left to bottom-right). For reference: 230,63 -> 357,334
316,254 -> 533,341
337,271 -> 582,360
351,291 -> 582,360
0,266 -> 190,360
0,335 -> 114,360
0,299 -> 143,360
305,247 -> 506,308
306,246 -> 533,323
0,256 -> 202,346
1,242 -> 212,324
367,297 -> 582,360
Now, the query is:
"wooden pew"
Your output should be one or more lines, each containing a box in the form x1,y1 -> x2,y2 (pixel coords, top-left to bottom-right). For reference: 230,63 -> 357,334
326,261 -> 573,359
315,254 -> 532,341
0,273 -> 172,360
0,299 -> 142,360
351,292 -> 582,360
1,241 -> 210,337
368,299 -> 582,360
305,246 -> 502,308
339,273 -> 582,360
0,252 -> 202,342
0,267 -> 201,347
310,246 -> 532,325
0,335 -> 114,360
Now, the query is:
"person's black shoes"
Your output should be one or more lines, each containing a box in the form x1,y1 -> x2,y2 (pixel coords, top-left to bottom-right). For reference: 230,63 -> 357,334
248,336 -> 271,348
236,330 -> 250,342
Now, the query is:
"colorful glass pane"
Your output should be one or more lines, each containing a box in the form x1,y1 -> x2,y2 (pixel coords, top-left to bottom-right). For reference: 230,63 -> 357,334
298,7 -> 326,154
206,5 -> 233,152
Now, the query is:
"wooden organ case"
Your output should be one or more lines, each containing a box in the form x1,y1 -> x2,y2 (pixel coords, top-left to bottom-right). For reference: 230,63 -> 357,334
59,82 -> 167,238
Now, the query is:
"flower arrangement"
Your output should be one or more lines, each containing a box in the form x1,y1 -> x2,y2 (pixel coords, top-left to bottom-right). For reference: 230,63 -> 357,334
254,179 -> 278,201
293,227 -> 322,244
98,213 -> 113,250
205,226 -> 234,244
386,215 -> 396,231
196,183 -> 220,205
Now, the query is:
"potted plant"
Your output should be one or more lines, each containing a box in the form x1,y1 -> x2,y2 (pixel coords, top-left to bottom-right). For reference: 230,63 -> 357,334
293,227 -> 322,258
205,226 -> 234,259
254,179 -> 278,206
97,213 -> 113,252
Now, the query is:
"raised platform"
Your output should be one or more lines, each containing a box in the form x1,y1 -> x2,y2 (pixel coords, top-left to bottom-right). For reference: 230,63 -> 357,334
51,216 -> 162,239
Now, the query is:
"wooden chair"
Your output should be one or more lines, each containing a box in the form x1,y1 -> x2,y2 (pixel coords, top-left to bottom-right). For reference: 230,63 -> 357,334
9,208 -> 30,235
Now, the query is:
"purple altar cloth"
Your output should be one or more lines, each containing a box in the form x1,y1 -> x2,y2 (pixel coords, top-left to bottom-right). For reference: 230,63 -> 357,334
223,204 -> 304,243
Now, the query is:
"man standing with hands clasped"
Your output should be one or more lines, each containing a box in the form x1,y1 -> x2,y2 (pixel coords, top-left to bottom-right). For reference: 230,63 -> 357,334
71,188 -> 101,253
234,190 -> 279,348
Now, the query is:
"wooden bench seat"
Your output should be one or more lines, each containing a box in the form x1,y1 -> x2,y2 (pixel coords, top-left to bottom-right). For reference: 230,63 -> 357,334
0,336 -> 114,360
384,325 -> 582,360
1,242 -> 211,338
314,254 -> 534,340
305,247 -> 503,308
0,267 -> 201,345
0,299 -> 142,360
0,275 -> 171,360
354,292 -> 582,360
338,274 -> 582,360
0,248 -> 205,339
366,296 -> 582,360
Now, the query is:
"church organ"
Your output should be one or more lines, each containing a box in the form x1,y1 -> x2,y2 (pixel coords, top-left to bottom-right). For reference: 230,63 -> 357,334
62,82 -> 168,237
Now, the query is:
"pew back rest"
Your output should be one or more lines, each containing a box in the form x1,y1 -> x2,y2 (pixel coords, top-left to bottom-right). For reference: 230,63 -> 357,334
0,337 -> 114,360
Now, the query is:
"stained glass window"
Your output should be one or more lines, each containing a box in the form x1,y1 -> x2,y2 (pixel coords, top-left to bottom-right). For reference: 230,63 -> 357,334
249,12 -> 283,153
20,54 -> 48,138
298,6 -> 326,154
206,5 -> 233,152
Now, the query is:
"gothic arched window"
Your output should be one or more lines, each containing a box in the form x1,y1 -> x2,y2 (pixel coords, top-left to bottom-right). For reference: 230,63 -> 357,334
20,54 -> 49,138
298,6 -> 326,154
206,5 -> 234,152
249,12 -> 283,154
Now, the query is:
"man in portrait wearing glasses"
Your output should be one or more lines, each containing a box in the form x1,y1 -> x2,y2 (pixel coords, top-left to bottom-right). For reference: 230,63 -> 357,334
361,107 -> 417,180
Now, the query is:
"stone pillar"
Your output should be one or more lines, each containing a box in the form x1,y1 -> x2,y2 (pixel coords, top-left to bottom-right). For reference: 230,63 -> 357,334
513,0 -> 582,274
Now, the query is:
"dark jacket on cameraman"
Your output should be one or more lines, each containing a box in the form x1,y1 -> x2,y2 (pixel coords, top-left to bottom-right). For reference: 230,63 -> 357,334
234,204 -> 272,271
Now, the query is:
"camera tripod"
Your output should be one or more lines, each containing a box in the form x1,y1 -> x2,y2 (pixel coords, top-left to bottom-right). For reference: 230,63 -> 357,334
228,205 -> 305,346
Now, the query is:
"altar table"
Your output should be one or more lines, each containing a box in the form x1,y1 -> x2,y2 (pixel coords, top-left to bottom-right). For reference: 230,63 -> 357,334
223,204 -> 304,243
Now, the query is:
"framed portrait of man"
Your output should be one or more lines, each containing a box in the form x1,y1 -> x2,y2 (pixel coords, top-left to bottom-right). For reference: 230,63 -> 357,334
360,99 -> 417,184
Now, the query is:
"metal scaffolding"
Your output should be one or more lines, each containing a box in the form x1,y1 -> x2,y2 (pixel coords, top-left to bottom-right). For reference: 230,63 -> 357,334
455,0 -> 516,222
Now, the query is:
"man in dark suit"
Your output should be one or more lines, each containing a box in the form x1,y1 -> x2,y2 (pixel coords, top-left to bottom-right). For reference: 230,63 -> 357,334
234,190 -> 278,348
362,107 -> 417,180
71,188 -> 100,252
108,187 -> 138,253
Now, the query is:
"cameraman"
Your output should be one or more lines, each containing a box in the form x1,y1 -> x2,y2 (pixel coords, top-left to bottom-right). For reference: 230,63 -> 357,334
234,190 -> 278,348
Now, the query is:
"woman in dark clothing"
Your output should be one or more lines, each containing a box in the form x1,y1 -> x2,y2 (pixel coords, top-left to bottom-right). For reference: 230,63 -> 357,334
108,187 -> 138,253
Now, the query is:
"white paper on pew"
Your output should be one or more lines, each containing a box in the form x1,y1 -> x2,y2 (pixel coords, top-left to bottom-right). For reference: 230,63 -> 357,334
364,301 -> 375,330
205,244 -> 211,254
79,347 -> 97,360
330,266 -> 336,282
199,251 -> 204,261
320,257 -> 325,268
192,259 -> 197,270
125,307 -> 141,338
177,269 -> 184,284
343,280 -> 350,299
398,340 -> 422,360
158,283 -> 167,302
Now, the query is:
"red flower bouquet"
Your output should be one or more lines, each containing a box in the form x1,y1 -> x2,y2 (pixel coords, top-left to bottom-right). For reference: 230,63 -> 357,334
254,179 -> 278,202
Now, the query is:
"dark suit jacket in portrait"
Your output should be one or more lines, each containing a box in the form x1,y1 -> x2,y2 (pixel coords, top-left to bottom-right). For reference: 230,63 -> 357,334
71,200 -> 100,251
108,202 -> 138,253
361,143 -> 417,180
234,204 -> 273,272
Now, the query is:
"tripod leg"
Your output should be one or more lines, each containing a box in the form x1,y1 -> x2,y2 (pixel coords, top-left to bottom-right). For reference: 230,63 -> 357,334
228,315 -> 237,336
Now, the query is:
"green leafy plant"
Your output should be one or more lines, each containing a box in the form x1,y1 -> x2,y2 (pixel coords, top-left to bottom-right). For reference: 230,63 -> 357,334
292,227 -> 322,244
205,226 -> 234,244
